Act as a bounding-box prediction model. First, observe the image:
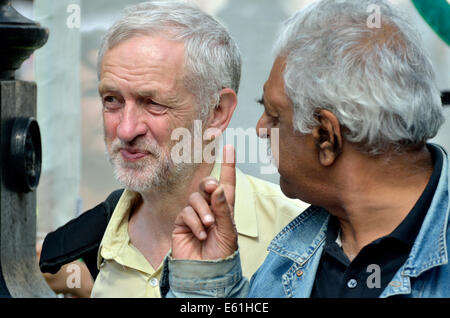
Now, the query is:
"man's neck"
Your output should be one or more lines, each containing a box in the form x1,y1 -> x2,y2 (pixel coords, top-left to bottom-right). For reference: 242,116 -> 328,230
326,147 -> 433,260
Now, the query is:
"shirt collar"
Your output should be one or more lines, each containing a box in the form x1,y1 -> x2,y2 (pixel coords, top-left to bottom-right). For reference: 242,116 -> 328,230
325,214 -> 340,246
97,190 -> 156,274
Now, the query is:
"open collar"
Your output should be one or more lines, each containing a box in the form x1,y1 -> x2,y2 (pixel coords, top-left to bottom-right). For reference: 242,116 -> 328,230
97,190 -> 156,274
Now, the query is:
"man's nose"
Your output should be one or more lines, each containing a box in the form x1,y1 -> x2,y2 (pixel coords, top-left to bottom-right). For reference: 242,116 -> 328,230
116,104 -> 147,142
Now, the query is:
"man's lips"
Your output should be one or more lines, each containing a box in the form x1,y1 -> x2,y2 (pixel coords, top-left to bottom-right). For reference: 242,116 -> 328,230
119,148 -> 150,161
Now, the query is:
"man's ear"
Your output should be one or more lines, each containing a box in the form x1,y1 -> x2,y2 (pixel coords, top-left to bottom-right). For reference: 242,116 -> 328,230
204,88 -> 237,140
311,109 -> 343,166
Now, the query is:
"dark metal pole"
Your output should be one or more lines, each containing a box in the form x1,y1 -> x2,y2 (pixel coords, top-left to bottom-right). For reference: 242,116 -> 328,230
0,0 -> 54,297
0,0 -> 48,79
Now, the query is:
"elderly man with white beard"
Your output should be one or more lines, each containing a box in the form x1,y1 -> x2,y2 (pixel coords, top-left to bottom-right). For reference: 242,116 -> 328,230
39,1 -> 307,298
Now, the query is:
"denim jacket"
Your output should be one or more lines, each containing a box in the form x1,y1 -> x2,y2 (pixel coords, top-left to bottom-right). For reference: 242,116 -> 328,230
162,144 -> 450,298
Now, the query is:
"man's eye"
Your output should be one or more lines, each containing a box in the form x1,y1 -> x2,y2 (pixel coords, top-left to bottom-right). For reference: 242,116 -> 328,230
104,96 -> 116,103
144,99 -> 168,114
270,115 -> 279,126
102,96 -> 122,110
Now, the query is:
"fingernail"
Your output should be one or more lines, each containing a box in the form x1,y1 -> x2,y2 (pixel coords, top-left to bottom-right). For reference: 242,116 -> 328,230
217,189 -> 225,202
206,180 -> 218,187
199,231 -> 207,240
204,215 -> 214,223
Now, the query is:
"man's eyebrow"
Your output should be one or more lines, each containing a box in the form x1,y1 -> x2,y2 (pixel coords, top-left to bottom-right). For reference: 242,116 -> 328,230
98,83 -> 120,94
136,89 -> 158,98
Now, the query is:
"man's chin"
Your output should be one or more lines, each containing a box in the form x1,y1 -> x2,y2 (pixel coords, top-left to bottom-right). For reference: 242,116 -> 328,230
279,177 -> 298,199
112,165 -> 155,191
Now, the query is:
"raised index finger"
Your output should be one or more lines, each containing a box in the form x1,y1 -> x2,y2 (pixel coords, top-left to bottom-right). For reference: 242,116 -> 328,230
220,144 -> 236,187
220,144 -> 236,208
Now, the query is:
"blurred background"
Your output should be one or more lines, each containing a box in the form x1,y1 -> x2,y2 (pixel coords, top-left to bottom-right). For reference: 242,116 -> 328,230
12,0 -> 450,244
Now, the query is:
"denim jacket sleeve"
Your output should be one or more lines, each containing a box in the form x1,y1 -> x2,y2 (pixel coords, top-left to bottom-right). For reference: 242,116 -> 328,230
160,250 -> 250,298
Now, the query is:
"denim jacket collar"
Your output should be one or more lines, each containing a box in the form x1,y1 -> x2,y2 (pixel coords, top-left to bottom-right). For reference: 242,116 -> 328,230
268,206 -> 329,266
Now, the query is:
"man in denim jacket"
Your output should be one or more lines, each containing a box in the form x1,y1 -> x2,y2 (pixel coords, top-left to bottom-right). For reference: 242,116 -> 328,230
161,0 -> 450,298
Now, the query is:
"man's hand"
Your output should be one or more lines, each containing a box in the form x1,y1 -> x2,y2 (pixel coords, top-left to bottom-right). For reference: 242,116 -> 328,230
172,145 -> 238,260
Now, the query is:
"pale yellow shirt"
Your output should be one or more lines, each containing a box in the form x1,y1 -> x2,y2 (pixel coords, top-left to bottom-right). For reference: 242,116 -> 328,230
91,165 -> 309,298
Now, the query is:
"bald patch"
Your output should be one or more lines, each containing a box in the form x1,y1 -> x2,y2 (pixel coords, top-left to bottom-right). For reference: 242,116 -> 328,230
357,20 -> 407,53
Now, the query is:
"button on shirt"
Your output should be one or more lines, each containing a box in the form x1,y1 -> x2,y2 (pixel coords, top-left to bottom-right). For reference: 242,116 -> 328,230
310,145 -> 443,298
91,164 -> 308,298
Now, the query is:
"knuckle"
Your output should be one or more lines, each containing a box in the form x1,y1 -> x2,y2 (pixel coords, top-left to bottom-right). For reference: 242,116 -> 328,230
188,192 -> 200,204
181,205 -> 193,216
200,177 -> 218,190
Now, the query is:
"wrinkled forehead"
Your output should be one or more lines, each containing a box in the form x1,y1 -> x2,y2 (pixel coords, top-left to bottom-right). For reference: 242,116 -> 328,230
98,28 -> 187,78
98,35 -> 190,98
100,34 -> 187,79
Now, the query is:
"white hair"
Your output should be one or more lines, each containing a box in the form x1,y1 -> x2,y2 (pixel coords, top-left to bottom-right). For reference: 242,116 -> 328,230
274,0 -> 444,155
97,0 -> 241,119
